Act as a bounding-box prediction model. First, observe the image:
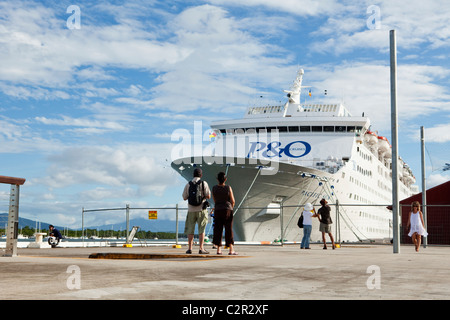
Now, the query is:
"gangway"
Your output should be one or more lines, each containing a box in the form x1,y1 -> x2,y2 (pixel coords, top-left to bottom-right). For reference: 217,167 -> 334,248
124,226 -> 145,247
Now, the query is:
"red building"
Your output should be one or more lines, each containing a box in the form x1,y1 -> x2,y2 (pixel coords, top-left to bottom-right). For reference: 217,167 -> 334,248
400,180 -> 450,245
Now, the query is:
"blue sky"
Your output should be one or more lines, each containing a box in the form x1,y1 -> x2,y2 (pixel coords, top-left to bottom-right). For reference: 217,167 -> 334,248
1,0 -> 449,228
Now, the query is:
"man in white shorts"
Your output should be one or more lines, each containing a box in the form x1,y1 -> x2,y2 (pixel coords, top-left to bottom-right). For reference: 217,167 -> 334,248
182,168 -> 211,254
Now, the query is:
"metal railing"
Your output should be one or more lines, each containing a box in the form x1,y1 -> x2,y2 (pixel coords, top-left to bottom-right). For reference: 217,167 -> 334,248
81,202 -> 450,247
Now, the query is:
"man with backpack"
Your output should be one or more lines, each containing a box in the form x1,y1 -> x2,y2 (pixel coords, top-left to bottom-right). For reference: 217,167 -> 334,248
182,168 -> 211,254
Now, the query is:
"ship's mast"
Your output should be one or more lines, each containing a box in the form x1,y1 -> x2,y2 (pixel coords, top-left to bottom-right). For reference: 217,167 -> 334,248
283,69 -> 305,105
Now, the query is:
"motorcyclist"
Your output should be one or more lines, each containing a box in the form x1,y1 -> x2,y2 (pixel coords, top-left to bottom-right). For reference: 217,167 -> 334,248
48,225 -> 63,247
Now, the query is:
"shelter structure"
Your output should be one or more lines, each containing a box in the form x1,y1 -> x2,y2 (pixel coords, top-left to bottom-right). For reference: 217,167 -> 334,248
400,181 -> 450,245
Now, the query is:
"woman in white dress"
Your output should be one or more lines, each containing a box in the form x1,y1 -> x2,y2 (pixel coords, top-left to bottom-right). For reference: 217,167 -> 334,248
407,201 -> 428,252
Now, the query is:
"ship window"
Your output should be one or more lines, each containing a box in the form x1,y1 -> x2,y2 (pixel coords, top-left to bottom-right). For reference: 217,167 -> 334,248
266,126 -> 277,132
277,126 -> 288,132
257,127 -> 267,133
324,126 -> 334,132
335,126 -> 346,132
312,126 -> 322,132
347,126 -> 356,132
300,126 -> 311,132
220,129 -> 226,134
235,128 -> 245,134
288,126 -> 299,132
246,128 -> 256,134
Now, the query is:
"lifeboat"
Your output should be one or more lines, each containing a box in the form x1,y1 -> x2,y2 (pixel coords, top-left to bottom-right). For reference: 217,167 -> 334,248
364,130 -> 378,145
384,145 -> 392,159
403,166 -> 416,185
377,136 -> 389,154
397,158 -> 404,178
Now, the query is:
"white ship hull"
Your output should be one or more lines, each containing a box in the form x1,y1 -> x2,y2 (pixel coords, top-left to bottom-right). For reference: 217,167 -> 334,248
172,153 -> 412,243
171,69 -> 418,243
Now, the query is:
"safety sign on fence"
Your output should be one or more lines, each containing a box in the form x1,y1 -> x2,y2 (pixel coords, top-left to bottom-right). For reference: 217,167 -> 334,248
148,210 -> 157,219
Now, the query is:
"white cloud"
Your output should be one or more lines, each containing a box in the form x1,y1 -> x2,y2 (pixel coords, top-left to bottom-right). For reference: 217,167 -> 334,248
303,62 -> 450,132
148,4 -> 295,111
35,115 -> 127,132
208,0 -> 345,17
0,117 -> 64,153
0,1 -> 190,88
0,83 -> 72,100
0,2 -> 294,113
427,173 -> 450,189
35,143 -> 178,195
308,0 -> 450,55
75,66 -> 116,81
424,124 -> 450,143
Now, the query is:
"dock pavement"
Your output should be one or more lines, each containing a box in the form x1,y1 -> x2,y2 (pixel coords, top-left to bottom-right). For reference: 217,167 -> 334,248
1,243 -> 448,305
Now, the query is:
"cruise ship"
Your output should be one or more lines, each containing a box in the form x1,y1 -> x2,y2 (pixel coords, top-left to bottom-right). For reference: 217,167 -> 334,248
171,69 -> 418,243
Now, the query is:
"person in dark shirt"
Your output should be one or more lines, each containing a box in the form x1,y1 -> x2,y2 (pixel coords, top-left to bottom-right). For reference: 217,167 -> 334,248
49,225 -> 62,239
48,225 -> 62,247
317,199 -> 335,250
212,172 -> 236,255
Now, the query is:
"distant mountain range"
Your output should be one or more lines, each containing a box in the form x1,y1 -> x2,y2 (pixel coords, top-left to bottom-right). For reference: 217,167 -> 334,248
0,213 -> 186,233
92,217 -> 186,233
0,213 -> 58,231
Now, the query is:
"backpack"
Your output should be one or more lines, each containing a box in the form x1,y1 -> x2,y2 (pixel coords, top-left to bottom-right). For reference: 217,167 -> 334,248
188,180 -> 204,206
297,214 -> 304,228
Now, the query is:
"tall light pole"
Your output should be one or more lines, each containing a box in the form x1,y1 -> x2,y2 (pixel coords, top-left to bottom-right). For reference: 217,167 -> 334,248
390,30 -> 400,254
421,126 -> 428,248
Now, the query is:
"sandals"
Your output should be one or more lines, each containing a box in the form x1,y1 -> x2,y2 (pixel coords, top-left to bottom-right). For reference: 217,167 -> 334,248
229,252 -> 238,255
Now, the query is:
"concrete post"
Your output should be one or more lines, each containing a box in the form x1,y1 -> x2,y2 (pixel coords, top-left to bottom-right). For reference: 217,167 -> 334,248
5,184 -> 20,257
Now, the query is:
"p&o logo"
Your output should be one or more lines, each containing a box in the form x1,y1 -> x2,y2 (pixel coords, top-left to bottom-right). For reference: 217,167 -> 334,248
247,141 -> 311,158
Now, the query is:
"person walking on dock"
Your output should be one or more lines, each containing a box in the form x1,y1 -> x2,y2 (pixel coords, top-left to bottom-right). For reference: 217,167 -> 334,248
182,168 -> 211,254
317,198 -> 335,250
407,201 -> 428,252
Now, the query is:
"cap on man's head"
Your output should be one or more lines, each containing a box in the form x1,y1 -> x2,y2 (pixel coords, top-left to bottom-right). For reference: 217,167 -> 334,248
193,168 -> 202,177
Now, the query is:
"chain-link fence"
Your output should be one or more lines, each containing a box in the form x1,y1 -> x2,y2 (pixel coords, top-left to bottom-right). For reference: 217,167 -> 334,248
401,204 -> 450,245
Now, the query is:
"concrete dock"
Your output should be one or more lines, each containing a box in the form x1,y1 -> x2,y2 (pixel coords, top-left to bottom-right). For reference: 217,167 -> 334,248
1,243 -> 449,302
